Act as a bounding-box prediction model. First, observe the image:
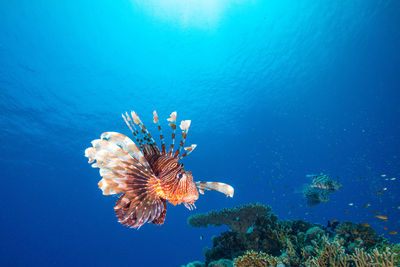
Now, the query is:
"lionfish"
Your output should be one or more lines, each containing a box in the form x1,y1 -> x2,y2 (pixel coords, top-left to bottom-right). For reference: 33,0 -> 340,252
303,173 -> 341,207
84,110 -> 234,229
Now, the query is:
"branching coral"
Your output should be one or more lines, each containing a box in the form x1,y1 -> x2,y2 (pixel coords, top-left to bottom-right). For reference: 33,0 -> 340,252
306,235 -> 349,267
188,203 -> 273,234
306,236 -> 397,267
350,247 -> 396,267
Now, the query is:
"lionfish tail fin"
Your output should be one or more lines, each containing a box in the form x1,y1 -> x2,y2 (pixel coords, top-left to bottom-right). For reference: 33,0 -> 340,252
85,133 -> 165,228
195,181 -> 234,198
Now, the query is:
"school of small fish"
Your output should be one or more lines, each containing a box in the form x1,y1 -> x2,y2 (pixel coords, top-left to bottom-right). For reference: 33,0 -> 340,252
344,174 -> 399,237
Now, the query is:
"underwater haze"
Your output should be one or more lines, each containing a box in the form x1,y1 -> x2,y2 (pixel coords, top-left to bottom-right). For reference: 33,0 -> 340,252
1,0 -> 400,266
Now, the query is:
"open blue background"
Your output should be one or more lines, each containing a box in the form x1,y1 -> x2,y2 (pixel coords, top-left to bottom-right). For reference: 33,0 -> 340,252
1,0 -> 399,266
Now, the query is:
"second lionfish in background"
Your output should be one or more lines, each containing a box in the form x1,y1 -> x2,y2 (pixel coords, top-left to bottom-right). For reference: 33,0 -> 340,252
84,110 -> 234,229
303,173 -> 341,207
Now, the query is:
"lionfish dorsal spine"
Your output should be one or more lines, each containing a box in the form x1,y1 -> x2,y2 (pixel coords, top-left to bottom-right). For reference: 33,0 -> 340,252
179,144 -> 197,159
174,120 -> 191,158
123,110 -> 197,159
122,112 -> 143,149
153,110 -> 166,155
123,111 -> 161,155
130,111 -> 160,155
167,111 -> 177,156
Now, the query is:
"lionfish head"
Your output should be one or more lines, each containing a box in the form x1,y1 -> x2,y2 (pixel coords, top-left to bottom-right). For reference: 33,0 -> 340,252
176,170 -> 199,204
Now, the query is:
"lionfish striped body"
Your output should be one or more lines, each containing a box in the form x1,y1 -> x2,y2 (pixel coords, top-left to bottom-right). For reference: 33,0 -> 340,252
85,110 -> 234,229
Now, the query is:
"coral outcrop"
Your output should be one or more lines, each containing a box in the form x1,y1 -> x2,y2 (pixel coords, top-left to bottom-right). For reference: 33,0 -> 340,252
334,221 -> 384,251
184,203 -> 399,267
188,203 -> 274,234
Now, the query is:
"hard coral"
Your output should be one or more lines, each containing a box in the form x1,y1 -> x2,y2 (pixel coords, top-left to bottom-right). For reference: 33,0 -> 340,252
188,203 -> 273,234
233,250 -> 270,267
335,222 -> 384,251
208,259 -> 234,267
181,261 -> 205,267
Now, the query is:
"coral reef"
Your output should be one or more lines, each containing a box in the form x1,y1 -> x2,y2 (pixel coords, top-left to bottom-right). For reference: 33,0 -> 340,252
335,222 -> 384,251
184,203 -> 399,267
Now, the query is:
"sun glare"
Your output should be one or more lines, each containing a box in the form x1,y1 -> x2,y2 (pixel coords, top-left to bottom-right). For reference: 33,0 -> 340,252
133,0 -> 228,28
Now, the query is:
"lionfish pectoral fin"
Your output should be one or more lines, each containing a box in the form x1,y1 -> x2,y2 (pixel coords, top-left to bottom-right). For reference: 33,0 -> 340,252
115,190 -> 165,228
184,202 -> 196,210
85,135 -> 166,228
195,181 -> 234,198
99,132 -> 153,172
151,199 -> 167,225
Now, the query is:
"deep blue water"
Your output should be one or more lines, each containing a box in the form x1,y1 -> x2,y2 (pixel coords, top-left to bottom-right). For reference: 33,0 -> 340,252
1,0 -> 399,266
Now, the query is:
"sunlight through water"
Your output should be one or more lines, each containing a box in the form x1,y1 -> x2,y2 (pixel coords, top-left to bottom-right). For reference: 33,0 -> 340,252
132,0 -> 248,28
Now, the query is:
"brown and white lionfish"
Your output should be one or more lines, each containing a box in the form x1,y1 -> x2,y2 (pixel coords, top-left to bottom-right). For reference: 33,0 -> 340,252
84,110 -> 234,229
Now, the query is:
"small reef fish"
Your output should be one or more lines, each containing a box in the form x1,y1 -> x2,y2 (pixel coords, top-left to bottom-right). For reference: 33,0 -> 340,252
85,110 -> 234,228
360,223 -> 370,227
389,231 -> 398,235
364,203 -> 371,208
375,215 -> 388,220
391,177 -> 396,181
384,227 -> 388,230
381,174 -> 386,177
377,190 -> 382,195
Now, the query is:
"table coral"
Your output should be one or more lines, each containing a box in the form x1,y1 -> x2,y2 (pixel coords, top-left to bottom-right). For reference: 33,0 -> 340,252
188,203 -> 274,234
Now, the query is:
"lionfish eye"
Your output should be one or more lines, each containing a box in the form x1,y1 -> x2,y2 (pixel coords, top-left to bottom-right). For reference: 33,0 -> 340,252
178,173 -> 183,179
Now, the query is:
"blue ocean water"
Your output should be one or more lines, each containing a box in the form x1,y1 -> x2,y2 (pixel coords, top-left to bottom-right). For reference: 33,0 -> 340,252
1,0 -> 399,266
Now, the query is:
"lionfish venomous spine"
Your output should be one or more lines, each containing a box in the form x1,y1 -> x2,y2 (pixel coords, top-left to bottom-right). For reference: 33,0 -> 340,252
85,110 -> 234,229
